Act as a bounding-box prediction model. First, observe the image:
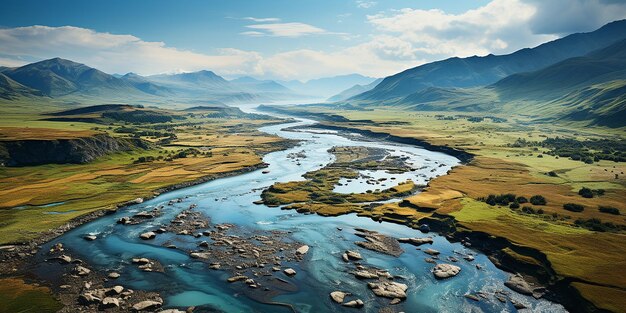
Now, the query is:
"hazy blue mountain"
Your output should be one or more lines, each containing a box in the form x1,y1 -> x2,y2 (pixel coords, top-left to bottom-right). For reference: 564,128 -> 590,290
230,76 -> 292,93
353,19 -> 626,102
145,70 -> 264,103
281,74 -> 377,98
147,70 -> 233,91
120,72 -> 172,96
327,78 -> 382,101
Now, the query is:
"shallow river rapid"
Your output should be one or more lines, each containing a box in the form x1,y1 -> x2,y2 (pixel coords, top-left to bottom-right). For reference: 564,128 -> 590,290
37,110 -> 567,313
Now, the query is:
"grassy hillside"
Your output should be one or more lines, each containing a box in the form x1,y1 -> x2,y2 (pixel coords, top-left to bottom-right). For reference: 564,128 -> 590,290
347,39 -> 626,128
493,39 -> 626,99
0,100 -> 289,244
262,104 -> 626,312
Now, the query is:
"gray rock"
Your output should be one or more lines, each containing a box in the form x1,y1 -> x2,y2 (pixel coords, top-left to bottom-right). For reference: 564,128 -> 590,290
101,297 -> 120,308
56,255 -> 72,264
108,272 -> 120,279
330,291 -> 349,303
132,258 -> 150,265
106,285 -> 124,295
296,245 -> 310,255
464,294 -> 480,301
342,299 -> 364,308
505,274 -> 534,295
433,263 -> 461,279
227,275 -> 248,282
354,270 -> 379,279
398,237 -> 433,246
73,265 -> 91,276
190,252 -> 211,259
283,268 -> 297,276
368,282 -> 408,299
84,235 -> 97,241
78,292 -> 101,305
132,299 -> 162,311
423,248 -> 440,256
139,231 -> 156,240
345,250 -> 362,260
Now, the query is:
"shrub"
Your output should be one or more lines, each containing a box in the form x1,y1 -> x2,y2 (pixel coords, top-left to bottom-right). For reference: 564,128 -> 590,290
516,196 -> 528,204
521,206 -> 535,214
575,218 -> 623,232
563,203 -> 585,212
578,187 -> 606,198
578,187 -> 594,198
599,206 -> 620,215
509,202 -> 520,209
529,195 -> 547,205
484,193 -> 517,206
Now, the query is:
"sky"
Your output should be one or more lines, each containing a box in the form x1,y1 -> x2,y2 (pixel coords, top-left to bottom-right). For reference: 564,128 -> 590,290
0,0 -> 625,81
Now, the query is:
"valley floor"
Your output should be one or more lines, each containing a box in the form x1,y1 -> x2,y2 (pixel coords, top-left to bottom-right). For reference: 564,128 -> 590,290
0,102 -> 293,311
259,105 -> 626,313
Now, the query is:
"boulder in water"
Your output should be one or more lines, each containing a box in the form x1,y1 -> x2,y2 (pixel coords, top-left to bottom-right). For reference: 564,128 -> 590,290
432,263 -> 461,279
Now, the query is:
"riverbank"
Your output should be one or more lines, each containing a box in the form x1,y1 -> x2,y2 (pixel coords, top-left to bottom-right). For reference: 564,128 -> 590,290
257,105 -> 626,313
2,112 -> 572,313
0,106 -> 299,312
0,161 -> 280,312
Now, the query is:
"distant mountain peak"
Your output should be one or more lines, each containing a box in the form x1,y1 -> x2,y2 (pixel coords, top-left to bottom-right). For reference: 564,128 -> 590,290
352,19 -> 626,102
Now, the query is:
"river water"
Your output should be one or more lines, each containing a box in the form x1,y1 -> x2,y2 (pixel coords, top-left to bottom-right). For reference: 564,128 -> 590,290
36,111 -> 566,313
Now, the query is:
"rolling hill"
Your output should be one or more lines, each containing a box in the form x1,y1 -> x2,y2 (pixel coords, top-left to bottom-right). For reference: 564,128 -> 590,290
352,19 -> 626,102
327,78 -> 382,102
493,39 -> 626,99
1,58 -> 144,97
389,39 -> 626,127
281,74 -> 377,99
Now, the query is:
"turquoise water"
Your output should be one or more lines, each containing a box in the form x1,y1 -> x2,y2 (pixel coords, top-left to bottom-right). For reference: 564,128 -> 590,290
36,113 -> 567,313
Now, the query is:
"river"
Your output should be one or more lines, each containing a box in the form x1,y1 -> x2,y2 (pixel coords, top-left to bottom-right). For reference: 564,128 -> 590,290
34,110 -> 567,313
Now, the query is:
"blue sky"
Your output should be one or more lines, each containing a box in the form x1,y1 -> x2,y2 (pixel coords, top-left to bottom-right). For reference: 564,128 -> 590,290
0,0 -> 624,80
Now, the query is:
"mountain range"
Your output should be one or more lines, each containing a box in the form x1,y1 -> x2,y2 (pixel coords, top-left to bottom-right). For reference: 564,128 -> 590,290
0,59 -> 372,104
280,74 -> 378,99
0,20 -> 624,126
337,19 -> 626,127
327,78 -> 383,102
352,19 -> 626,102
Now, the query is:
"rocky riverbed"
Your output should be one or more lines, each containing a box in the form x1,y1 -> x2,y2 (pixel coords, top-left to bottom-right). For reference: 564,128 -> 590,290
1,114 -> 567,312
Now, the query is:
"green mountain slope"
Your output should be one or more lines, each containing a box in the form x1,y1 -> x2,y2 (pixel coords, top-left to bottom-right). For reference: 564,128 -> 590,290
382,38 -> 626,127
352,19 -> 626,102
493,39 -> 626,99
0,72 -> 43,100
2,58 -> 142,97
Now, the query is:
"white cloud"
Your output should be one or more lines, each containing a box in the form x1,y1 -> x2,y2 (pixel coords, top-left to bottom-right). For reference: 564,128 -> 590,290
366,0 -> 558,60
244,22 -> 329,37
356,1 -> 377,9
241,17 -> 281,23
0,25 -> 263,76
523,0 -> 626,35
0,0 -> 623,81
